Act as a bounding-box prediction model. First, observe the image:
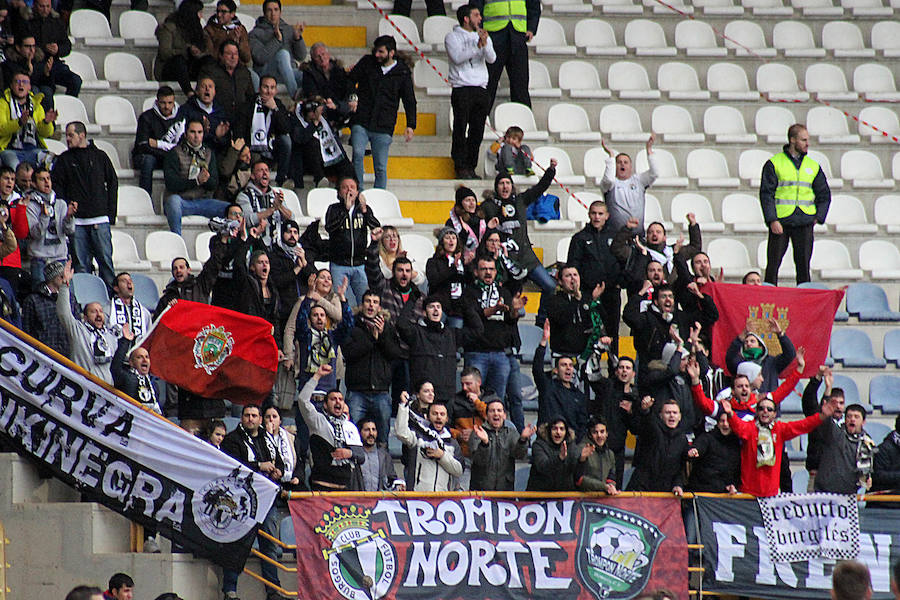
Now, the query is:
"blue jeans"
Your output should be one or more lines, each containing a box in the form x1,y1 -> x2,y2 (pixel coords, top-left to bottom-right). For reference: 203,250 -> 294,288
528,264 -> 557,292
222,501 -> 281,593
257,49 -> 303,97
30,257 -> 60,289
464,351 -> 511,400
347,390 -> 391,447
506,354 -> 525,432
329,263 -> 367,307
164,195 -> 229,235
74,223 -> 114,288
0,146 -> 47,169
350,124 -> 392,190
133,153 -> 160,195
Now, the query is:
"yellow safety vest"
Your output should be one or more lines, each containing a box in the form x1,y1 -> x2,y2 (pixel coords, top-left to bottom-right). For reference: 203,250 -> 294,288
482,0 -> 527,33
771,152 -> 819,218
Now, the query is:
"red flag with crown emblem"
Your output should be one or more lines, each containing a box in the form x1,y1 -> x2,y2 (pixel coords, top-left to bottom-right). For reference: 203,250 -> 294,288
703,282 -> 844,377
138,300 -> 278,403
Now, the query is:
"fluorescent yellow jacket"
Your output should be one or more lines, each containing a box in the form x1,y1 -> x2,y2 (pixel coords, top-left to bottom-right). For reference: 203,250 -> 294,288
0,89 -> 53,151
482,0 -> 528,32
771,151 -> 819,219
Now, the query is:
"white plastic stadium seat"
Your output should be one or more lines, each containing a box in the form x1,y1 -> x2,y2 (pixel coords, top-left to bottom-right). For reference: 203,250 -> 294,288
742,0 -> 793,13
841,150 -> 894,188
145,231 -> 200,270
543,0 -> 592,14
607,61 -> 660,99
54,95 -> 100,133
807,106 -> 860,145
722,193 -> 767,232
694,0 -> 745,14
591,0 -> 643,14
756,64 -> 809,101
548,103 -> 602,141
413,59 -> 450,96
421,15 -> 455,45
567,191 -> 603,223
528,60 -> 562,97
643,0 -> 694,13
532,146 -> 585,185
378,16 -> 429,51
871,22 -> 900,57
195,231 -> 214,263
822,22 -> 875,57
874,195 -> 900,233
558,61 -> 611,99
805,64 -> 858,101
118,185 -> 165,226
574,19 -> 626,55
808,150 -> 843,188
840,0 -> 892,15
757,240 -> 796,279
636,148 -> 688,187
118,10 -> 158,46
43,138 -> 66,155
854,64 -> 900,102
305,188 -> 337,221
674,21 -> 727,56
825,194 -> 877,233
104,52 -> 158,91
277,187 -> 307,225
724,21 -> 776,57
755,106 -> 796,144
362,189 -> 413,228
528,18 -> 576,54
111,230 -> 151,271
738,149 -> 771,186
494,102 -> 549,141
790,0 -> 843,14
671,193 -> 725,232
69,9 -> 125,46
399,234 -> 433,276
644,193 -> 672,231
703,106 -> 756,143
657,63 -> 710,100
557,237 -> 571,263
651,105 -> 704,143
810,240 -> 863,279
707,238 -> 753,277
94,95 -> 137,134
66,52 -> 109,90
707,63 -> 758,101
858,107 -> 900,143
686,149 -> 740,187
773,21 -> 826,57
894,152 -> 900,180
93,139 -> 131,178
599,104 -> 648,142
624,19 -> 676,56
859,240 -> 900,279
583,147 -> 608,184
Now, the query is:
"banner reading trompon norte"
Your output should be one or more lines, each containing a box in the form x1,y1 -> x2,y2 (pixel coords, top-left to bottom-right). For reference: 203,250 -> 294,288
697,496 -> 899,599
0,321 -> 279,571
289,495 -> 687,600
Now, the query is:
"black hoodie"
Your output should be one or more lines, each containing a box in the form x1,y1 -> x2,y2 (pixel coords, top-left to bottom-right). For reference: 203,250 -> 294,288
51,141 -> 118,222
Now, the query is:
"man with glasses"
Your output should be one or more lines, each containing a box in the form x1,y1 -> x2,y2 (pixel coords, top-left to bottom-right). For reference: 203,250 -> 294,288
203,0 -> 252,67
0,69 -> 56,168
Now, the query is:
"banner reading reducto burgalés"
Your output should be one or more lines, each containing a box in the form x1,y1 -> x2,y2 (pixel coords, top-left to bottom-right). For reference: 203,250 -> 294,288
290,496 -> 687,600
0,321 -> 279,571
697,497 -> 899,600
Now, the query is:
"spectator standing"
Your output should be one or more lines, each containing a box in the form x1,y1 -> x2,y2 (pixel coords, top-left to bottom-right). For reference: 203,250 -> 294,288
0,69 -> 56,168
132,86 -> 182,196
154,0 -> 208,97
263,405 -> 304,488
236,159 -> 291,246
600,135 -> 658,233
445,4 -> 495,179
291,96 -> 354,188
686,412 -> 741,494
231,234 -> 281,332
203,0 -> 252,68
198,39 -> 255,121
25,166 -> 72,284
374,225 -> 424,288
27,0 -> 80,99
726,320 -> 796,395
471,0 -> 539,107
392,0 -> 444,17
348,35 -> 416,190
268,219 -> 313,329
425,226 -> 466,323
301,42 -> 353,128
447,186 -> 493,264
447,366 -> 489,456
814,403 -> 876,494
469,398 -> 534,490
0,165 -> 29,294
249,0 -> 306,98
111,324 -> 160,413
236,76 -> 292,186
107,272 -> 152,337
162,119 -> 229,235
760,124 -> 831,285
526,417 -> 577,491
626,396 -> 690,494
325,176 -> 380,305
154,257 -> 218,315
544,264 -> 610,359
801,366 -> 843,489
586,356 -> 635,487
872,414 -> 900,495
51,121 -> 117,288
574,417 -> 619,494
21,258 -> 78,355
395,393 -> 463,492
533,320 -> 589,438
357,417 -> 401,491
14,161 -> 31,195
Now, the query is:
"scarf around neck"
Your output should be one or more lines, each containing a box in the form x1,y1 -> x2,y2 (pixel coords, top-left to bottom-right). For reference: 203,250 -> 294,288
756,421 -> 776,467
110,297 -> 146,336
250,97 -> 273,152
325,413 -> 362,466
9,95 -> 36,149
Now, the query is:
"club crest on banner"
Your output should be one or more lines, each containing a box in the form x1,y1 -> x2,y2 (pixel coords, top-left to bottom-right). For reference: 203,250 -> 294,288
193,324 -> 234,374
745,303 -> 790,356
576,503 -> 665,600
315,505 -> 396,600
191,468 -> 259,543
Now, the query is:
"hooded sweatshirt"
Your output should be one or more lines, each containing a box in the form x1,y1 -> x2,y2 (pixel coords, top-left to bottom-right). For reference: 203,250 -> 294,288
133,100 -> 183,161
725,332 -> 796,394
444,25 -> 496,88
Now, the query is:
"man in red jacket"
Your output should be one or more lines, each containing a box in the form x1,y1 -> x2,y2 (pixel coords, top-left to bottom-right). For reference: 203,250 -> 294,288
0,165 -> 27,294
724,393 -> 836,497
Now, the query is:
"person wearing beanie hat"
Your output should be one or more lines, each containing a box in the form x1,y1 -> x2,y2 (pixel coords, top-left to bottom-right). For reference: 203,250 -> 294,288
479,157 -> 559,292
726,319 -> 796,394
23,258 -> 76,353
425,226 -> 466,323
446,185 -> 496,263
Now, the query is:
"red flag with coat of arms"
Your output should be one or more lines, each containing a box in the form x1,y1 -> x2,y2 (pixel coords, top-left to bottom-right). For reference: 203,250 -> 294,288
137,300 -> 278,404
703,282 -> 844,378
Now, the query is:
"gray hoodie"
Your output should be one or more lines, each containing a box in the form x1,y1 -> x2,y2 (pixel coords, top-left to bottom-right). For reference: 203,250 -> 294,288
248,16 -> 307,69
26,191 -> 74,260
56,284 -> 117,384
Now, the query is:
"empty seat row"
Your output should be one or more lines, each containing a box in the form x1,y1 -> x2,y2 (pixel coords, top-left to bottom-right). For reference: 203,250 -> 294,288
70,8 -> 254,46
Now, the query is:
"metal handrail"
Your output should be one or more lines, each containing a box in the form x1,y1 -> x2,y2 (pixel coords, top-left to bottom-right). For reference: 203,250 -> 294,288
0,520 -> 8,600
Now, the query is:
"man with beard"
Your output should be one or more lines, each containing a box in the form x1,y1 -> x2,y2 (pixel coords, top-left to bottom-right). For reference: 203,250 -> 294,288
132,87 -> 182,195
22,259 -> 79,355
469,398 -> 534,490
687,412 -> 741,493
106,272 -> 152,338
544,264 -> 610,359
599,135 -> 659,233
236,76 -> 292,186
56,261 -> 117,383
614,215 -> 700,286
625,397 -> 690,495
268,219 -> 313,325
154,256 -> 219,315
574,417 -> 619,494
112,323 -> 160,414
236,159 -> 292,247
358,417 -> 401,491
395,393 -> 463,492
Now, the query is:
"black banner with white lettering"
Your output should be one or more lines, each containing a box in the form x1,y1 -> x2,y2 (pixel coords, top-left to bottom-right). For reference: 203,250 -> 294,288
0,321 -> 279,570
696,496 -> 898,599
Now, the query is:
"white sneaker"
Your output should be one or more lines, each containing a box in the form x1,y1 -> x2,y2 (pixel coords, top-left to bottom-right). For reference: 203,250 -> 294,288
143,536 -> 161,553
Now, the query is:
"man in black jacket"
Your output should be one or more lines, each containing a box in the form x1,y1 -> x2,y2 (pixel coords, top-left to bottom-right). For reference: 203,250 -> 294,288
533,319 -> 589,440
198,40 -> 255,122
132,87 -> 182,195
544,264 -> 610,358
586,356 -> 635,487
687,412 -> 741,493
28,0 -> 81,99
343,290 -> 402,447
154,257 -> 219,317
51,121 -> 117,287
348,35 -> 416,189
268,219 -> 314,328
626,396 -> 689,494
325,176 -> 380,305
302,42 -> 353,128
872,414 -> 900,496
236,75 -> 293,185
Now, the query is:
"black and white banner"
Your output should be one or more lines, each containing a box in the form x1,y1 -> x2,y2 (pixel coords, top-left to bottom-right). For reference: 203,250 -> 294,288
0,321 -> 279,570
758,493 -> 860,562
697,496 -> 899,599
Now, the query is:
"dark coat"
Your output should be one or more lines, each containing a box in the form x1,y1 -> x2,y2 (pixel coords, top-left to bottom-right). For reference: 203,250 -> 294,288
626,409 -> 689,492
526,430 -> 578,491
586,376 -> 632,455
198,61 -> 255,120
872,431 -> 900,494
469,423 -> 528,491
533,343 -> 589,438
348,54 -> 416,134
567,222 -> 623,293
342,312 -> 403,392
687,427 -> 741,493
51,142 -> 118,223
324,199 -> 380,266
133,104 -> 183,161
726,333 -> 796,395
544,290 -> 605,357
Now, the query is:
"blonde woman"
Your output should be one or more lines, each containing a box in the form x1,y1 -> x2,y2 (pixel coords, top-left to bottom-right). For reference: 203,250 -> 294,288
378,225 -> 425,287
